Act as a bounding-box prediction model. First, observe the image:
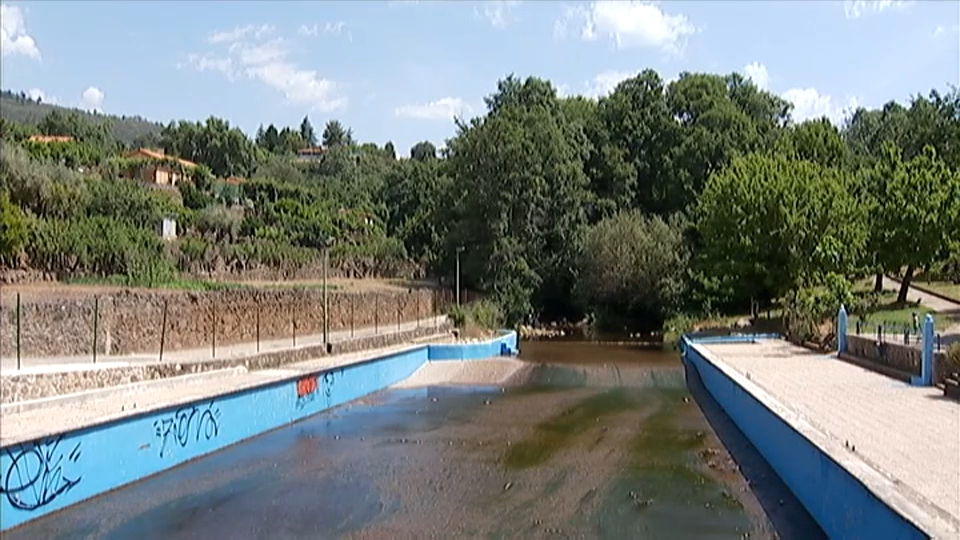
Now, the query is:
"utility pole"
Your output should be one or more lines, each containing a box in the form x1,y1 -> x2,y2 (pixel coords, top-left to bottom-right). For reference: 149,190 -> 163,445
456,246 -> 464,306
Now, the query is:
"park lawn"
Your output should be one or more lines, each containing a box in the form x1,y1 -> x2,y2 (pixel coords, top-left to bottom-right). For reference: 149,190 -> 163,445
849,291 -> 952,331
914,281 -> 960,302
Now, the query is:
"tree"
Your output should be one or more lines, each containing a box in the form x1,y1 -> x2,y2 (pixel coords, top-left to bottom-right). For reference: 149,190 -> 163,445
869,144 -> 960,302
779,117 -> 848,168
576,211 -> 687,330
322,120 -> 353,148
696,152 -> 868,307
300,116 -> 317,147
160,116 -> 257,178
445,75 -> 590,323
410,141 -> 437,161
0,190 -> 29,265
383,141 -> 397,160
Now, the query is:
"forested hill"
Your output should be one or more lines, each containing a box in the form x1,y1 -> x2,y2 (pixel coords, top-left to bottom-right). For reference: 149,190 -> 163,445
0,90 -> 163,147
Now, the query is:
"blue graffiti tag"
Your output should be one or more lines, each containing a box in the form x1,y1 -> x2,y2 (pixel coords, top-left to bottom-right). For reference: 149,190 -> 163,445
1,437 -> 82,511
152,401 -> 221,458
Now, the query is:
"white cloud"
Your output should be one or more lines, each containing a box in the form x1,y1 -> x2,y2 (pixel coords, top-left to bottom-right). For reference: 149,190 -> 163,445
783,88 -> 860,124
208,24 -> 274,44
740,62 -> 859,124
298,22 -> 352,41
1,3 -> 40,60
843,0 -> 913,20
476,1 -> 520,29
555,1 -> 697,54
81,86 -> 104,111
26,87 -> 57,104
585,70 -> 636,98
743,62 -> 770,90
184,26 -> 346,112
395,97 -> 472,121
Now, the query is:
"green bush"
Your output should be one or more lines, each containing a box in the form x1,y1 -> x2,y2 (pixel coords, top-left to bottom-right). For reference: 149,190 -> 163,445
446,300 -> 504,330
947,343 -> 960,372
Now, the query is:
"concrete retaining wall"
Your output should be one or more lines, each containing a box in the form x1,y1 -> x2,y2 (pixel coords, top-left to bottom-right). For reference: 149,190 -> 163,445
680,335 -> 926,540
846,335 -> 950,384
0,330 -> 518,532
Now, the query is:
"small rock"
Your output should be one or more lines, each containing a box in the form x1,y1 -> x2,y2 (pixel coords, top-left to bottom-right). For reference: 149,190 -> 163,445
484,399 -> 491,405
504,481 -> 513,491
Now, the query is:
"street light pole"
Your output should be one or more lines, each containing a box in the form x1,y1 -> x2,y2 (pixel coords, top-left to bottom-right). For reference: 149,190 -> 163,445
456,246 -> 464,307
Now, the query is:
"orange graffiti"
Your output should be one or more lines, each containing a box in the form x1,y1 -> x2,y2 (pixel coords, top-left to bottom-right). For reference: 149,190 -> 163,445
296,375 -> 318,398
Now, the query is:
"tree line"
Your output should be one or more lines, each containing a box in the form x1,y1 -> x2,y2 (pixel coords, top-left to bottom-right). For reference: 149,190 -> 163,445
1,70 -> 958,333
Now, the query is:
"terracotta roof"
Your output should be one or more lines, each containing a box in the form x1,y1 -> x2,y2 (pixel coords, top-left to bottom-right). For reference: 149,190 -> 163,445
125,148 -> 197,168
223,176 -> 244,185
297,146 -> 324,155
27,135 -> 74,143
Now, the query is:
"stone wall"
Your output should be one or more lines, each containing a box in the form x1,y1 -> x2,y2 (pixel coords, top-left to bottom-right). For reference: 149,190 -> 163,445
845,335 -> 949,384
0,287 -> 452,359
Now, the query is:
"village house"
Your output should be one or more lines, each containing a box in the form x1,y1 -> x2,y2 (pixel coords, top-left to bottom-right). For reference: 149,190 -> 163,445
296,146 -> 324,162
124,148 -> 196,186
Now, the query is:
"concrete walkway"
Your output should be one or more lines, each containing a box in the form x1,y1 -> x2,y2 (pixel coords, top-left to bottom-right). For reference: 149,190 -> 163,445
0,316 -> 449,375
693,339 -> 960,538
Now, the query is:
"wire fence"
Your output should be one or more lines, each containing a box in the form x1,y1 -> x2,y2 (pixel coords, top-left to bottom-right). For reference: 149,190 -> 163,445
0,286 -> 482,370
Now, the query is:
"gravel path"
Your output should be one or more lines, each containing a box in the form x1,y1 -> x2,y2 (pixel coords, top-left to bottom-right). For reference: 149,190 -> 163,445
696,339 -> 959,536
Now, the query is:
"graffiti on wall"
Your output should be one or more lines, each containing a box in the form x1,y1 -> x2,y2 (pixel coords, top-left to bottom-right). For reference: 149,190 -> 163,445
295,375 -> 319,409
1,436 -> 82,511
153,401 -> 221,458
295,371 -> 337,410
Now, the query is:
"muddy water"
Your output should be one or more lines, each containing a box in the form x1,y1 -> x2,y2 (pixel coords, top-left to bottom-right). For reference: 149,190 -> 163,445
7,341 -> 824,540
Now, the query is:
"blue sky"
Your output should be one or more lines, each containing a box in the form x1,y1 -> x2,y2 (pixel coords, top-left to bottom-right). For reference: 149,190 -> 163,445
1,1 -> 958,155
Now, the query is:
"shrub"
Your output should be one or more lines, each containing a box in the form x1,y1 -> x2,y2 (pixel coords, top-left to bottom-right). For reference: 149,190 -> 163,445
947,343 -> 960,372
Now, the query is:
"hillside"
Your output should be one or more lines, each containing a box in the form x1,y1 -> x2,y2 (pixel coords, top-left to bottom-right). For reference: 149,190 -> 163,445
0,90 -> 163,147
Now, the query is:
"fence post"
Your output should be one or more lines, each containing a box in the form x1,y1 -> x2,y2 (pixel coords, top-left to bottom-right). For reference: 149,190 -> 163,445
15,292 -> 21,370
212,298 -> 217,359
92,296 -> 99,364
417,293 -> 420,328
292,298 -> 297,347
159,299 -> 168,362
350,295 -> 355,337
256,294 -> 261,353
911,314 -> 935,386
396,296 -> 401,333
836,305 -> 847,355
375,294 -> 379,335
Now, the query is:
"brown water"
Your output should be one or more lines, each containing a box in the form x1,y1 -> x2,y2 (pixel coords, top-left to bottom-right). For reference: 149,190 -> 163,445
6,340 -> 824,539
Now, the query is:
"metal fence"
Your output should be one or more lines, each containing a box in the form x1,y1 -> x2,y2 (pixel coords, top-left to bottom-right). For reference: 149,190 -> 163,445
851,319 -> 945,351
1,287 -> 468,370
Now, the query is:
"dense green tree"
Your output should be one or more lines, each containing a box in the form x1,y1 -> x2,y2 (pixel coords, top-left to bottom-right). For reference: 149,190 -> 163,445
160,117 -> 258,178
696,153 -> 868,305
322,120 -> 353,148
869,144 -> 960,301
576,211 -> 687,330
410,141 -> 437,161
300,116 -> 317,147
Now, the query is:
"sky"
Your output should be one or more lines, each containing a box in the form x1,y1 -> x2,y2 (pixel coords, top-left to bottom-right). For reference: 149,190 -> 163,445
1,0 -> 958,156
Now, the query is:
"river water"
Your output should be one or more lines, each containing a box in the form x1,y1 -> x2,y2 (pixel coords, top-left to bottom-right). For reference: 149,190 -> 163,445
7,340 -> 824,539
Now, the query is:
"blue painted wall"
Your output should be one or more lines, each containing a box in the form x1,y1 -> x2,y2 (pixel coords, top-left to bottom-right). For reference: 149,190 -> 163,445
681,335 -> 926,540
0,331 -> 518,532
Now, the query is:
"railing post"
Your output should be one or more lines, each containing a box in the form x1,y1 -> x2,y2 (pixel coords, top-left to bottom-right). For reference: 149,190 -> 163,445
212,298 -> 217,359
256,294 -> 261,353
912,314 -> 935,386
375,294 -> 379,335
159,299 -> 168,362
15,292 -> 21,370
837,305 -> 848,355
92,296 -> 99,364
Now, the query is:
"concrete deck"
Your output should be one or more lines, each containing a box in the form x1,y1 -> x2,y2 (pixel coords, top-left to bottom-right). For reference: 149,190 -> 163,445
692,339 -> 960,538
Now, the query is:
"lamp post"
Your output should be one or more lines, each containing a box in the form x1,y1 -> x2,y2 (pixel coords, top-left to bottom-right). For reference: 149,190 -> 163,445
455,246 -> 464,306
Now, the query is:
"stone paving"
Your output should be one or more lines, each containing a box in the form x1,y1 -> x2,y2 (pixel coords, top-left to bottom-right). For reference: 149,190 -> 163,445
695,339 -> 960,537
